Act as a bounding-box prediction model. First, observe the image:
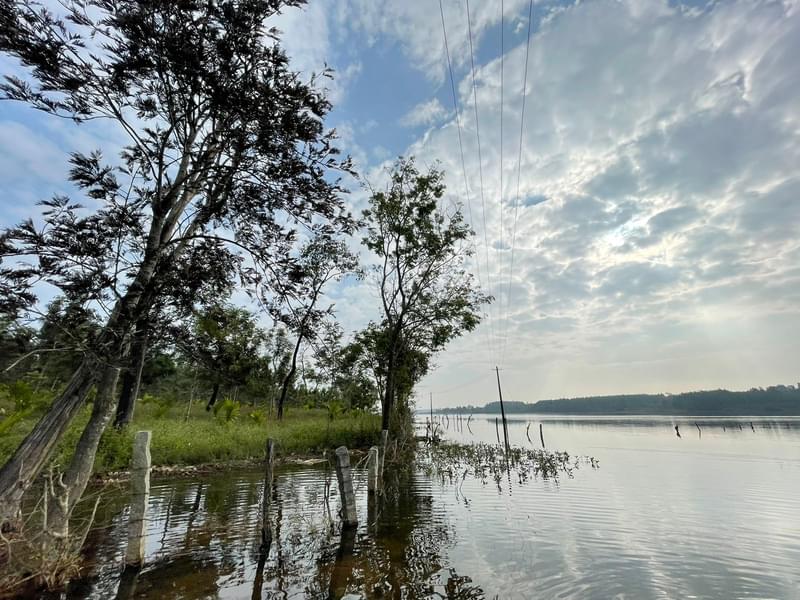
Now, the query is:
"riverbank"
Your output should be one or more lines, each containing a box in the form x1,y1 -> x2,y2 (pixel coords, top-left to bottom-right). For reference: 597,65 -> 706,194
0,403 -> 381,475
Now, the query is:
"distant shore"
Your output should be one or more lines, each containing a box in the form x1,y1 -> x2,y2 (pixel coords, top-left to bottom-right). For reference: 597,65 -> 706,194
428,385 -> 800,416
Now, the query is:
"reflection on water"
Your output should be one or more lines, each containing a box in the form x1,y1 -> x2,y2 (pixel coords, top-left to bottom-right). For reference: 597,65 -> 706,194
59,416 -> 800,599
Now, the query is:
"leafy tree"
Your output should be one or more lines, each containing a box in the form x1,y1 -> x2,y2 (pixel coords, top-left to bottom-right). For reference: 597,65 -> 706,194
0,0 -> 353,525
34,297 -> 100,385
179,304 -> 265,411
0,316 -> 35,383
362,157 -> 491,433
267,231 -> 360,419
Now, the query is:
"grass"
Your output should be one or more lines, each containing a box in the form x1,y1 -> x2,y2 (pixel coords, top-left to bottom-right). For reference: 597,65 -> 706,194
0,399 -> 382,474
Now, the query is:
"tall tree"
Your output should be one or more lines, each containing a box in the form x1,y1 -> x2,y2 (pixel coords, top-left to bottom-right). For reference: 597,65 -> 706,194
268,231 -> 360,419
362,158 -> 491,433
0,0 -> 353,525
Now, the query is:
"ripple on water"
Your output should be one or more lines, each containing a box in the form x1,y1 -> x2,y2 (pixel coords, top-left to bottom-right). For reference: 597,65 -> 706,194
56,419 -> 800,599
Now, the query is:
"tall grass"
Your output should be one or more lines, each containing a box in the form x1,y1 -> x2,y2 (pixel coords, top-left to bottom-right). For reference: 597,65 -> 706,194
0,399 -> 381,474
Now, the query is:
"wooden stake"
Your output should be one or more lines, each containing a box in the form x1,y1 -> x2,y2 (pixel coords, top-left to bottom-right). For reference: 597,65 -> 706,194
495,367 -> 510,453
367,446 -> 379,495
126,431 -> 151,567
539,423 -> 545,448
260,438 -> 275,550
334,447 -> 358,527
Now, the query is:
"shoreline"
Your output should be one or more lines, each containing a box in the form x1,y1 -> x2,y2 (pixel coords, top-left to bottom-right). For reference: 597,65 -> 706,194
89,448 -> 370,485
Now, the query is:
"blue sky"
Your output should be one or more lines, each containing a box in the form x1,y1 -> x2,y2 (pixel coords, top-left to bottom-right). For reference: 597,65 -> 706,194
2,0 -> 800,407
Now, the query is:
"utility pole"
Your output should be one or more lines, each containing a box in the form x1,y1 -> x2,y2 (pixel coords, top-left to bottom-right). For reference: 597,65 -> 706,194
495,366 -> 510,453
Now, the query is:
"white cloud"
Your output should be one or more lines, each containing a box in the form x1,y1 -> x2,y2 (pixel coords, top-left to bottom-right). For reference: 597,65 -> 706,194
400,98 -> 450,127
400,0 -> 800,402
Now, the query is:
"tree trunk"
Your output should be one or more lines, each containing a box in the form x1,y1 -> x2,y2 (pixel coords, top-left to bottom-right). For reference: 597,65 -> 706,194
206,382 -> 221,411
47,365 -> 121,536
115,324 -> 149,429
381,352 -> 395,432
277,334 -> 303,421
0,210 -> 174,526
0,358 -> 98,526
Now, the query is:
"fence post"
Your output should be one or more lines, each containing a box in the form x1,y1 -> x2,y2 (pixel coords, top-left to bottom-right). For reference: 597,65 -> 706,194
367,446 -> 379,495
125,430 -> 151,567
334,446 -> 358,527
260,438 -> 275,550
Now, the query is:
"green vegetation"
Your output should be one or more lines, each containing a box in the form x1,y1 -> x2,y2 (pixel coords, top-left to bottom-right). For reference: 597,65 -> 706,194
437,385 -> 800,416
0,388 -> 380,474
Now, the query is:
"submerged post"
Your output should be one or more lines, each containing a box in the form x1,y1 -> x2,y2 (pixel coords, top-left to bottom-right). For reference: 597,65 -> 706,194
539,423 -> 546,449
495,366 -> 511,453
126,430 -> 151,567
334,446 -> 358,527
260,438 -> 275,550
367,446 -> 379,495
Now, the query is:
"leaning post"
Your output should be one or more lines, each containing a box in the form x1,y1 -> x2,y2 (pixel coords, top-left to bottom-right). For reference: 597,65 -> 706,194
334,446 -> 358,527
125,430 -> 151,567
260,438 -> 275,550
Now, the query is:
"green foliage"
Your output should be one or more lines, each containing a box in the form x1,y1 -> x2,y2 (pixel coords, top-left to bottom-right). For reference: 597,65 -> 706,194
141,393 -> 171,419
325,398 -> 346,421
247,408 -> 266,425
0,381 -> 51,437
215,398 -> 241,423
361,157 -> 492,432
0,400 -> 381,473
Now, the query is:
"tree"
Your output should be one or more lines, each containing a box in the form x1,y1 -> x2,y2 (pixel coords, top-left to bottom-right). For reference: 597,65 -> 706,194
267,231 -> 360,419
362,157 -> 491,433
0,0 -> 353,525
178,304 -> 265,411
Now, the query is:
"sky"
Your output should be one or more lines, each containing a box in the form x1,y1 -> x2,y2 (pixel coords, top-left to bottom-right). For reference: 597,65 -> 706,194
1,0 -> 799,407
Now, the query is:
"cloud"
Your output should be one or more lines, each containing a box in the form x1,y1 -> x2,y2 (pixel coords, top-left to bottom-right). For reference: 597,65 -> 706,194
397,0 -> 800,401
400,98 -> 450,128
2,0 -> 799,404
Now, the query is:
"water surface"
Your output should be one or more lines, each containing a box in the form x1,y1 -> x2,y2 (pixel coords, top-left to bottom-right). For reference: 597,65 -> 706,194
64,416 -> 800,599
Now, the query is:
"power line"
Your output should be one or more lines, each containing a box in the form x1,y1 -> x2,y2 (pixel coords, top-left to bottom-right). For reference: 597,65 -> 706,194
466,0 -> 499,364
502,0 -> 534,364
500,0 -> 504,269
438,0 -> 495,361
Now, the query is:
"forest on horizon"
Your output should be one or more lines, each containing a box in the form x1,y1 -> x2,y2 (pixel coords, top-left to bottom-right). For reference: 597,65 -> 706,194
433,384 -> 800,416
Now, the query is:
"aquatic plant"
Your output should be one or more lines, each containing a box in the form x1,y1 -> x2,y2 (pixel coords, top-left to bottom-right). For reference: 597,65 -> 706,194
417,442 -> 598,489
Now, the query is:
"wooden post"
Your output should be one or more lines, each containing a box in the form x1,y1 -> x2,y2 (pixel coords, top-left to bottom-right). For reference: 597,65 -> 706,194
379,429 -> 389,472
260,438 -> 275,550
126,430 -> 151,567
495,366 -> 511,453
495,417 -> 501,444
539,423 -> 545,448
334,446 -> 358,527
367,446 -> 379,495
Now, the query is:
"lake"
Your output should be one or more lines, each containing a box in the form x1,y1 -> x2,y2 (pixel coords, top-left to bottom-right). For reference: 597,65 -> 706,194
57,415 -> 800,599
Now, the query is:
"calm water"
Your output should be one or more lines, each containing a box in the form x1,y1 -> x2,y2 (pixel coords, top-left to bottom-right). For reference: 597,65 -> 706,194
62,416 -> 800,599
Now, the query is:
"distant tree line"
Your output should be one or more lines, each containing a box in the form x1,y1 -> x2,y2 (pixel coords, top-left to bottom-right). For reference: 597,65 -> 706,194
436,385 -> 800,416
